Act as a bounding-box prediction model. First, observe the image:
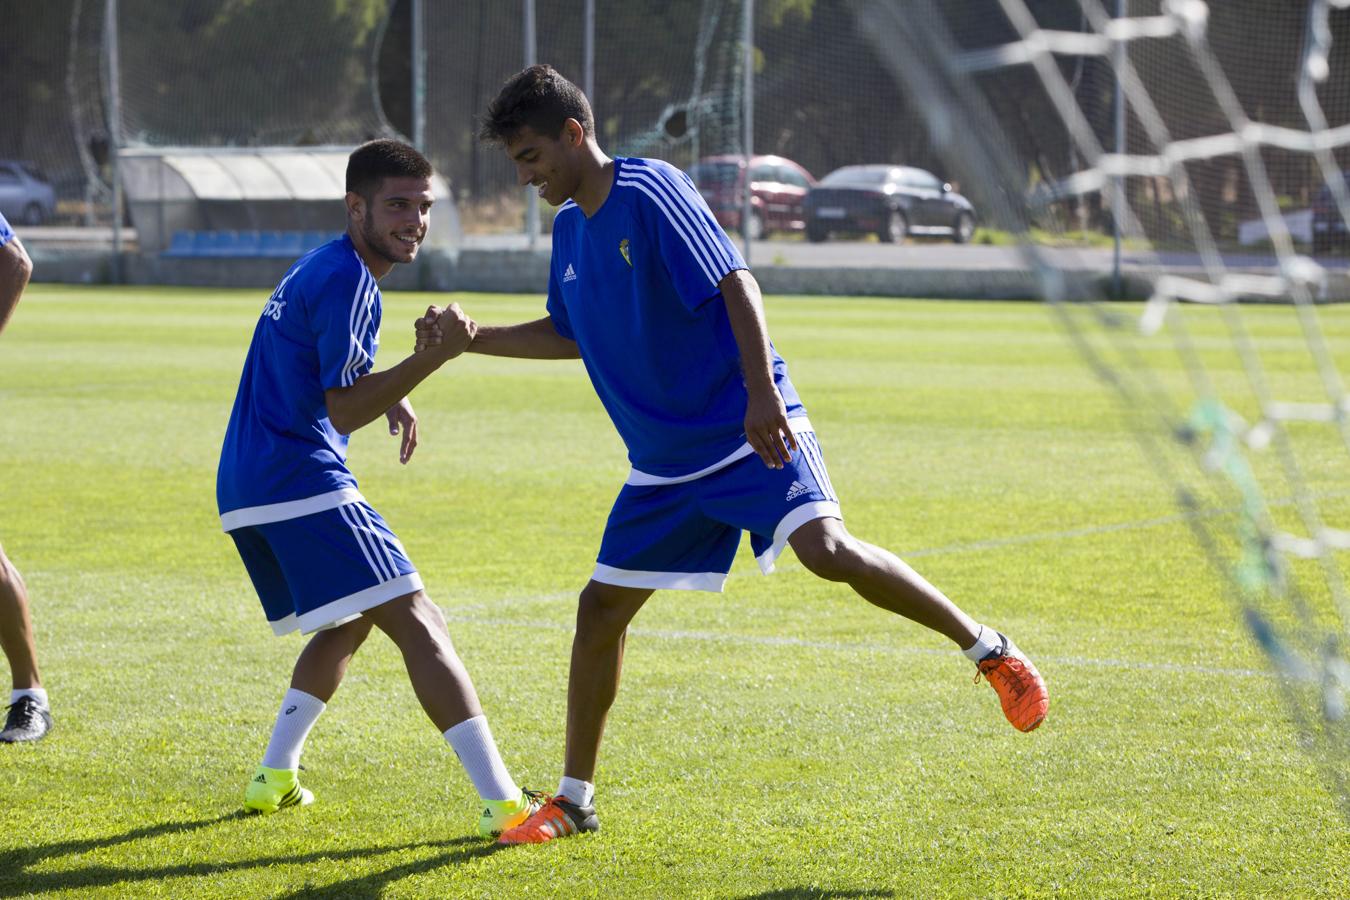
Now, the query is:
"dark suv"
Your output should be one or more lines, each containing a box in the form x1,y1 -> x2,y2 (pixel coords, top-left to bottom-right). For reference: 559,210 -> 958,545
689,155 -> 815,239
0,160 -> 56,226
804,165 -> 975,244
1312,172 -> 1350,255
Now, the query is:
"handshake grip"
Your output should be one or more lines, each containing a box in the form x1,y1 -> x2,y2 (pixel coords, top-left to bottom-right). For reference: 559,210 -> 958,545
414,303 -> 477,357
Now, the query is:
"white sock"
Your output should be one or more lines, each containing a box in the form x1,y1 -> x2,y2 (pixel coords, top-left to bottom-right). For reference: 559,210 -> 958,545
558,775 -> 595,806
260,689 -> 325,770
11,688 -> 48,709
444,715 -> 519,802
961,625 -> 1002,663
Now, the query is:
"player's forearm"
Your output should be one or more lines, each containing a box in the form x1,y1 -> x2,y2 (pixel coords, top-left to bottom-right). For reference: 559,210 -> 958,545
719,269 -> 777,393
467,317 -> 580,359
324,351 -> 443,435
0,239 -> 34,338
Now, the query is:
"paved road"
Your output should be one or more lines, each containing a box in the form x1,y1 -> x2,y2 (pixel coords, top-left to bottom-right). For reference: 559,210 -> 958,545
458,231 -> 1349,273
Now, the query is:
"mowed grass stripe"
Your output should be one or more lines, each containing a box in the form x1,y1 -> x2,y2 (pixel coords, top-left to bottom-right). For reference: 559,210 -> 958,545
0,286 -> 1347,898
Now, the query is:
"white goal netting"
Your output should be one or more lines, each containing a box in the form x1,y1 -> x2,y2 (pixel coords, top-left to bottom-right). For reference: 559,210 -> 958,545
852,0 -> 1350,815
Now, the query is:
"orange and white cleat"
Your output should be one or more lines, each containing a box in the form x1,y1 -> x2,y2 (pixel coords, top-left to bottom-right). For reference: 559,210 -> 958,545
497,794 -> 599,845
976,632 -> 1049,732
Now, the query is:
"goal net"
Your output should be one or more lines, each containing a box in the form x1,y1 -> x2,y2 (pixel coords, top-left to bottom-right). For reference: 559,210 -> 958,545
850,0 -> 1350,816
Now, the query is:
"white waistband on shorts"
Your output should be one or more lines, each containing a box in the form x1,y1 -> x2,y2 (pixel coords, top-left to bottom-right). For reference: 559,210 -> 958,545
220,487 -> 365,532
625,416 -> 815,487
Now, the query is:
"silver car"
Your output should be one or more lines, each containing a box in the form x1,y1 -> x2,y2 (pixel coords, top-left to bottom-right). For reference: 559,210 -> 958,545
0,160 -> 56,226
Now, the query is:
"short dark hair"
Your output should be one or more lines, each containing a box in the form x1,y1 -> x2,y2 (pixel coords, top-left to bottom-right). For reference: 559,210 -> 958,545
479,64 -> 594,144
346,139 -> 432,199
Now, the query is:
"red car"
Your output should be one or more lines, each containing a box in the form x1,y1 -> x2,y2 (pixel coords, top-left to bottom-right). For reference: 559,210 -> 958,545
688,155 -> 815,239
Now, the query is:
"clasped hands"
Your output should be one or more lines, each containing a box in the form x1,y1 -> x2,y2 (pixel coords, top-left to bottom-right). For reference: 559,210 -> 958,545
413,303 -> 476,358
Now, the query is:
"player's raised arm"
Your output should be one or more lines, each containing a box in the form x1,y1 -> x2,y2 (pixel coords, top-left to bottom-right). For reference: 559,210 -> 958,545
0,232 -> 33,338
325,303 -> 477,435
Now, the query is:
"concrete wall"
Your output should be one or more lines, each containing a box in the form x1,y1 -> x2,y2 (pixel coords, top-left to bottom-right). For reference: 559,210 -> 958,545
25,244 -> 1349,303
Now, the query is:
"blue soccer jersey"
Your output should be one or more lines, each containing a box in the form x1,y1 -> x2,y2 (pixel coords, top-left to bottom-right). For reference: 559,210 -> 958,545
0,211 -> 14,246
217,235 -> 381,529
546,156 -> 804,479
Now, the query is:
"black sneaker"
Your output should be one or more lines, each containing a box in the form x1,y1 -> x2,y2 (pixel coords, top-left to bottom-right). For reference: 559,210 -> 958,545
497,794 -> 600,844
0,696 -> 52,743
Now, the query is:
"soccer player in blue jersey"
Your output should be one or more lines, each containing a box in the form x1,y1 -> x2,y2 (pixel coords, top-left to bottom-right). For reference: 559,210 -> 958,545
420,66 -> 1049,844
217,140 -> 537,837
0,211 -> 53,744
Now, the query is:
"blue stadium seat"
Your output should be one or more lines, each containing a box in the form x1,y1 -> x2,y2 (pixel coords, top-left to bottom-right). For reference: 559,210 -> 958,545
163,228 -> 331,258
197,231 -> 233,257
260,230 -> 303,258
163,231 -> 194,257
236,230 -> 263,256
301,231 -> 332,252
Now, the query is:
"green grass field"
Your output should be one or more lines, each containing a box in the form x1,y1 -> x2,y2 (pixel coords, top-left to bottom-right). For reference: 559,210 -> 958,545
1,286 -> 1347,898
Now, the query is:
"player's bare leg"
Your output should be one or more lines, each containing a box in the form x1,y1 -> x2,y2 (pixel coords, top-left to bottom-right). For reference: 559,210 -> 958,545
499,580 -> 650,845
0,544 -> 50,744
0,546 -> 41,692
789,517 -> 1047,732
289,617 -> 374,702
788,517 -> 978,645
360,590 -> 484,731
359,589 -> 531,833
564,581 -> 653,783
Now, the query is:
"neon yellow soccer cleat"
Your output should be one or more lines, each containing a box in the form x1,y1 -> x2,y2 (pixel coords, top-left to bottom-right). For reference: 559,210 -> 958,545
479,788 -> 544,838
243,765 -> 314,814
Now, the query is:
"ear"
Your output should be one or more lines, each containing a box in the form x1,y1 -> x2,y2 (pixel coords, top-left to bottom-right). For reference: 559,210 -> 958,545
563,118 -> 586,147
345,191 -> 365,220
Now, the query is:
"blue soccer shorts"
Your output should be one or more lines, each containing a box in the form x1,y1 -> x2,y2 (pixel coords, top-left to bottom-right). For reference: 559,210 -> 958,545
229,500 -> 421,635
593,422 -> 842,592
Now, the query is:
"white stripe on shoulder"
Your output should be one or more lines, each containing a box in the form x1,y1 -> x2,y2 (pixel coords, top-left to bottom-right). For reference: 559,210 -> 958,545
340,268 -> 370,387
616,173 -> 717,285
342,272 -> 378,387
617,161 -> 735,286
341,247 -> 379,386
349,278 -> 379,385
622,160 -> 735,275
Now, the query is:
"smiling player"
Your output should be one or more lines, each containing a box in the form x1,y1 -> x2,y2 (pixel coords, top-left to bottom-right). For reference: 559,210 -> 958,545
417,66 -> 1049,844
217,140 -> 536,837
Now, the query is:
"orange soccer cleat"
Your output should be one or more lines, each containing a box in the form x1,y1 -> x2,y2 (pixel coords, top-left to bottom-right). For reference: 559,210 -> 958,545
497,794 -> 599,845
976,633 -> 1049,732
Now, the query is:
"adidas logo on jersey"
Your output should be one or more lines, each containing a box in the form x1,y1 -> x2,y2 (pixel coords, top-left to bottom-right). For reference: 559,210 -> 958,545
785,480 -> 811,501
262,298 -> 287,321
563,263 -> 577,282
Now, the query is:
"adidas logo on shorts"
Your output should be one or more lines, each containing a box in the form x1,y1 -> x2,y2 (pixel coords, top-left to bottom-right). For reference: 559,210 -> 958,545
785,480 -> 811,501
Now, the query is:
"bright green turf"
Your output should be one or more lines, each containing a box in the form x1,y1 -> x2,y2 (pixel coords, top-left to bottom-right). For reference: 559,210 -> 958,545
1,286 -> 1346,898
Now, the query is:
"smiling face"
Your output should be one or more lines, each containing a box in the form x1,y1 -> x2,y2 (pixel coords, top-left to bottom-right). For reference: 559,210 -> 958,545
505,121 -> 586,207
347,176 -> 434,274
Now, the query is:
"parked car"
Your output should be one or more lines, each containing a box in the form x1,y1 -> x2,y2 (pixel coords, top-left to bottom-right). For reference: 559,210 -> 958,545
0,160 -> 57,226
1311,171 -> 1350,255
804,165 -> 975,244
689,155 -> 815,240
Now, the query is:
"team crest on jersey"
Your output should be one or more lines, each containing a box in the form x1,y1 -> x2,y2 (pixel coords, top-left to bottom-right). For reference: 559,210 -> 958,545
619,238 -> 632,267
563,263 -> 577,283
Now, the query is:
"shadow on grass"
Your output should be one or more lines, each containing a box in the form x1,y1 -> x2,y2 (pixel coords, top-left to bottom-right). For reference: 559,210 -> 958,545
742,891 -> 895,900
0,811 -> 501,898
